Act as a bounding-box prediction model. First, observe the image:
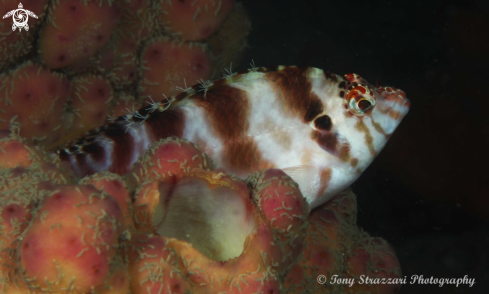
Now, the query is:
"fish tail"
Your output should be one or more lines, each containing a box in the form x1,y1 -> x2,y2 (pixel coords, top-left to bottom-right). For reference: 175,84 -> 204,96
57,101 -> 186,178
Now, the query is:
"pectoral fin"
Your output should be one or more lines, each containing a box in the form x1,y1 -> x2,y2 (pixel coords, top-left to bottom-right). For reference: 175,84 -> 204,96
282,165 -> 322,204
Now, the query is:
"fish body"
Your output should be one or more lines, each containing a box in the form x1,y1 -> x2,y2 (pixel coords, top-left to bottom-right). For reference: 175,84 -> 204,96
58,65 -> 410,209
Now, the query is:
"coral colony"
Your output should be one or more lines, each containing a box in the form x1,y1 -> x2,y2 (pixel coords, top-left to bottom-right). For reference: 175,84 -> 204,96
0,0 -> 248,147
1,0 -> 406,293
1,131 -> 402,293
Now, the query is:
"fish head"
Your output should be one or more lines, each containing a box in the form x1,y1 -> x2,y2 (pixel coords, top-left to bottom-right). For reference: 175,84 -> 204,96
303,71 -> 410,208
343,73 -> 410,134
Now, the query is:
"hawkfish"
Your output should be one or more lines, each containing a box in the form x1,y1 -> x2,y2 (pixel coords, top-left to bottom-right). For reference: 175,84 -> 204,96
56,65 -> 410,209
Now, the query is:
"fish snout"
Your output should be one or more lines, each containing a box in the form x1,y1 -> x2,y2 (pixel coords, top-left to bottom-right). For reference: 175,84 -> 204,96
377,87 -> 410,122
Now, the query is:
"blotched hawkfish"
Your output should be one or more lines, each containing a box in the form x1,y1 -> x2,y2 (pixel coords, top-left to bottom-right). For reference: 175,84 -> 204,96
57,65 -> 410,209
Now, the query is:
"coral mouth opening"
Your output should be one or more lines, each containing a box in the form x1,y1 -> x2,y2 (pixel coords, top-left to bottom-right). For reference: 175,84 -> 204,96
152,176 -> 256,261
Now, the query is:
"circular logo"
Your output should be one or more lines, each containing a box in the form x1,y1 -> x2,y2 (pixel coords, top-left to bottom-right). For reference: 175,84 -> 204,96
13,10 -> 28,27
317,275 -> 327,284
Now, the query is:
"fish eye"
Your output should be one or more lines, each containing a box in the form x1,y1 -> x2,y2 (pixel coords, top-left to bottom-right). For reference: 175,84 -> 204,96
346,86 -> 376,116
357,99 -> 373,111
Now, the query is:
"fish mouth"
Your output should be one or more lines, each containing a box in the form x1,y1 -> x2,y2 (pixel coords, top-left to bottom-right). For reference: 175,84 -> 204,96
379,88 -> 410,121
374,88 -> 410,134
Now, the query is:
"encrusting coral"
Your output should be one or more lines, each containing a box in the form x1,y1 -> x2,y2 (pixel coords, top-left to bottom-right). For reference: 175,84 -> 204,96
0,125 -> 402,293
19,185 -> 125,292
0,0 -> 250,147
284,189 -> 402,294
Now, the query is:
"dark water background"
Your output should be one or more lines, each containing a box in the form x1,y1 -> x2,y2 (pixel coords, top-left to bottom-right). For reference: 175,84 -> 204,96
240,0 -> 489,293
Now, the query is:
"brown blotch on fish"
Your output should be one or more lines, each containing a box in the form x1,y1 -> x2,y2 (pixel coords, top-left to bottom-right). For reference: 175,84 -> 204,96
311,129 -> 352,161
191,85 -> 272,173
339,144 -> 351,162
266,66 -> 324,123
350,158 -> 359,168
388,110 -> 401,120
193,85 -> 250,142
145,109 -> 185,140
318,168 -> 332,197
105,126 -> 136,174
311,130 -> 350,161
311,131 -> 336,154
355,120 -> 376,156
370,117 -> 388,137
303,96 -> 323,122
224,138 -> 274,175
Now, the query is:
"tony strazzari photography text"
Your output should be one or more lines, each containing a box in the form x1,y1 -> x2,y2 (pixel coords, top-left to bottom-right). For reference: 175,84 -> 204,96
323,274 -> 476,288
